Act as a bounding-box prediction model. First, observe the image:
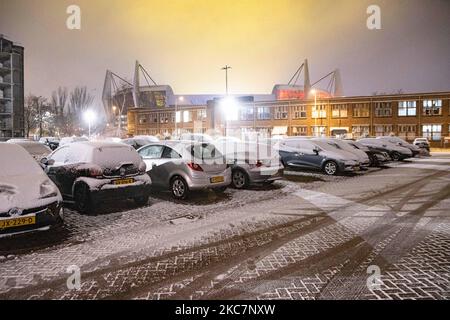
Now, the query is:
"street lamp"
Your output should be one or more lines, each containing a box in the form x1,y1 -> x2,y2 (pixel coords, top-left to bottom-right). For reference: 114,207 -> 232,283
83,110 -> 96,138
175,96 -> 184,136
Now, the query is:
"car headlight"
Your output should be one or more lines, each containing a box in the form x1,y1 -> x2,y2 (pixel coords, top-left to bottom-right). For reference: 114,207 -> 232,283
40,180 -> 58,199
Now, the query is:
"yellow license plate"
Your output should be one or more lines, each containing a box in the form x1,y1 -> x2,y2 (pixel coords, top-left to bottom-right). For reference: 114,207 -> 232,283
0,216 -> 36,230
113,178 -> 135,185
210,176 -> 225,184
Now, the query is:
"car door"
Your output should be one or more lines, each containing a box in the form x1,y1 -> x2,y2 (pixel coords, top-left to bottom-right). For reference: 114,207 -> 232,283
297,140 -> 324,169
150,146 -> 183,187
46,146 -> 73,197
138,144 -> 165,173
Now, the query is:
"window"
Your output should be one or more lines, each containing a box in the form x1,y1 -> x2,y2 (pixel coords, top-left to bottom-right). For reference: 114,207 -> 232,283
312,104 -> 326,118
292,126 -> 308,136
139,145 -> 164,159
422,100 -> 442,116
331,104 -> 348,118
257,107 -> 271,120
352,125 -> 370,139
352,103 -> 370,117
175,111 -> 181,123
398,124 -> 417,140
374,102 -> 392,117
375,124 -> 393,137
312,126 -> 327,137
274,106 -> 288,119
292,105 -> 307,119
196,109 -> 207,121
159,112 -> 170,123
422,124 -> 442,141
183,110 -> 192,123
240,106 -> 254,120
162,147 -> 181,159
398,101 -> 416,116
138,115 -> 147,124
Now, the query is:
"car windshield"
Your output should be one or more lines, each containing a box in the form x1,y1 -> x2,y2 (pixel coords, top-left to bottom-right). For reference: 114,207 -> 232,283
0,145 -> 43,176
92,146 -> 141,168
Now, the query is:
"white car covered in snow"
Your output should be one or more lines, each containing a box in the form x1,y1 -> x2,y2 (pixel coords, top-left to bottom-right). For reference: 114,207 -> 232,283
0,143 -> 64,237
41,141 -> 152,214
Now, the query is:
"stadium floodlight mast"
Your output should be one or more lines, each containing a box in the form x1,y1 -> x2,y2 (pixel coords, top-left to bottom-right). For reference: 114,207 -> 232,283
83,109 -> 96,138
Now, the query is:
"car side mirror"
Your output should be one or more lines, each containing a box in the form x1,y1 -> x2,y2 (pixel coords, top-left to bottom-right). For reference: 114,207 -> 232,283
40,158 -> 55,166
313,147 -> 320,155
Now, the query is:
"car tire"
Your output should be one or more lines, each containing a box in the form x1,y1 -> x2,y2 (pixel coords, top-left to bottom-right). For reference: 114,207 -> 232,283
74,183 -> 95,214
323,161 -> 339,176
134,195 -> 149,206
231,169 -> 249,189
391,151 -> 401,161
171,176 -> 189,200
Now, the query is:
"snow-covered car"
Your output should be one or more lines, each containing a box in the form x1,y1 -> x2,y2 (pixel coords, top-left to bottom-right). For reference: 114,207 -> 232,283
137,141 -> 231,200
59,136 -> 89,147
41,141 -> 151,214
8,140 -> 52,162
377,136 -> 421,157
320,138 -> 370,168
122,136 -> 159,150
177,133 -> 213,143
343,140 -> 390,166
413,138 -> 430,151
278,138 -> 361,175
0,143 -> 64,237
358,138 -> 413,161
39,137 -> 60,150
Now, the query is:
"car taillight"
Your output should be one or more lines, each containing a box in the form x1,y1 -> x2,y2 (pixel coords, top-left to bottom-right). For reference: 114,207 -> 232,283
89,165 -> 103,178
256,160 -> 263,168
187,163 -> 204,172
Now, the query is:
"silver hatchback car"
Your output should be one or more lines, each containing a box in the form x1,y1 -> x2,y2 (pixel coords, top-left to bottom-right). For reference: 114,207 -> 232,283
137,141 -> 231,199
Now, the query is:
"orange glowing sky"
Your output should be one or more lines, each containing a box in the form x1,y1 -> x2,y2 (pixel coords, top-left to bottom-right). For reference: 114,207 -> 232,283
1,0 -> 449,105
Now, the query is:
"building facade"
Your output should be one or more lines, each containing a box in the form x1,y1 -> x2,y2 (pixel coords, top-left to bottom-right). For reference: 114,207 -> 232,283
0,35 -> 24,140
128,91 -> 450,147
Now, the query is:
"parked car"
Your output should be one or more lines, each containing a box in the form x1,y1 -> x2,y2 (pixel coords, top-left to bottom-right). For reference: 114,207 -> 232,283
41,141 -> 151,214
215,141 -> 284,189
137,141 -> 231,199
413,138 -> 430,151
357,138 -> 413,161
343,140 -> 390,167
0,143 -> 64,237
377,136 -> 421,157
7,140 -> 52,162
122,136 -> 159,150
39,137 -> 60,150
177,133 -> 213,143
277,138 -> 361,175
321,138 -> 370,168
59,136 -> 89,147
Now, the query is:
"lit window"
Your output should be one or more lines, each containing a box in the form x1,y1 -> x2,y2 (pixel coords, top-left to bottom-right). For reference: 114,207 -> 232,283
398,101 -> 416,116
422,124 -> 441,141
175,111 -> 181,123
422,100 -> 442,116
183,110 -> 192,123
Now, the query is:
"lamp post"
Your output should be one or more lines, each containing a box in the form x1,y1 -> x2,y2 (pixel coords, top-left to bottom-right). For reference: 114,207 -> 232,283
221,65 -> 232,95
175,96 -> 184,137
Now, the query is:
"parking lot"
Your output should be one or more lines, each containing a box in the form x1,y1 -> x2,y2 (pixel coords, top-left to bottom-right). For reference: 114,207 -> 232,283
0,154 -> 449,300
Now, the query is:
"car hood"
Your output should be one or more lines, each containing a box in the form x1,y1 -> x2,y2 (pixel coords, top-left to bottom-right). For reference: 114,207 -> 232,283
323,149 -> 359,162
0,173 -> 62,213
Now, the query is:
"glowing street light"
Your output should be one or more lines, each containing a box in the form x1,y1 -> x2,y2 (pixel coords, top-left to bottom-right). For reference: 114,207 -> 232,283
83,109 -> 96,138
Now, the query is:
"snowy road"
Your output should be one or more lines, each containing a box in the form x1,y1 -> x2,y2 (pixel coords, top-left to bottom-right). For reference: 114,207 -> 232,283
1,155 -> 449,300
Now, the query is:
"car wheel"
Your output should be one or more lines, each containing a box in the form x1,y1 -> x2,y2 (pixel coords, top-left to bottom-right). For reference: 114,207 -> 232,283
391,151 -> 401,161
323,161 -> 339,176
74,183 -> 95,214
231,169 -> 249,189
171,176 -> 189,200
134,195 -> 149,206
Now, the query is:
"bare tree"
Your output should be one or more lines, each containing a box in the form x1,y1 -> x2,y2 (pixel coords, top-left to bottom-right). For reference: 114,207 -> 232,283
24,95 -> 50,138
69,86 -> 95,135
51,87 -> 69,136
